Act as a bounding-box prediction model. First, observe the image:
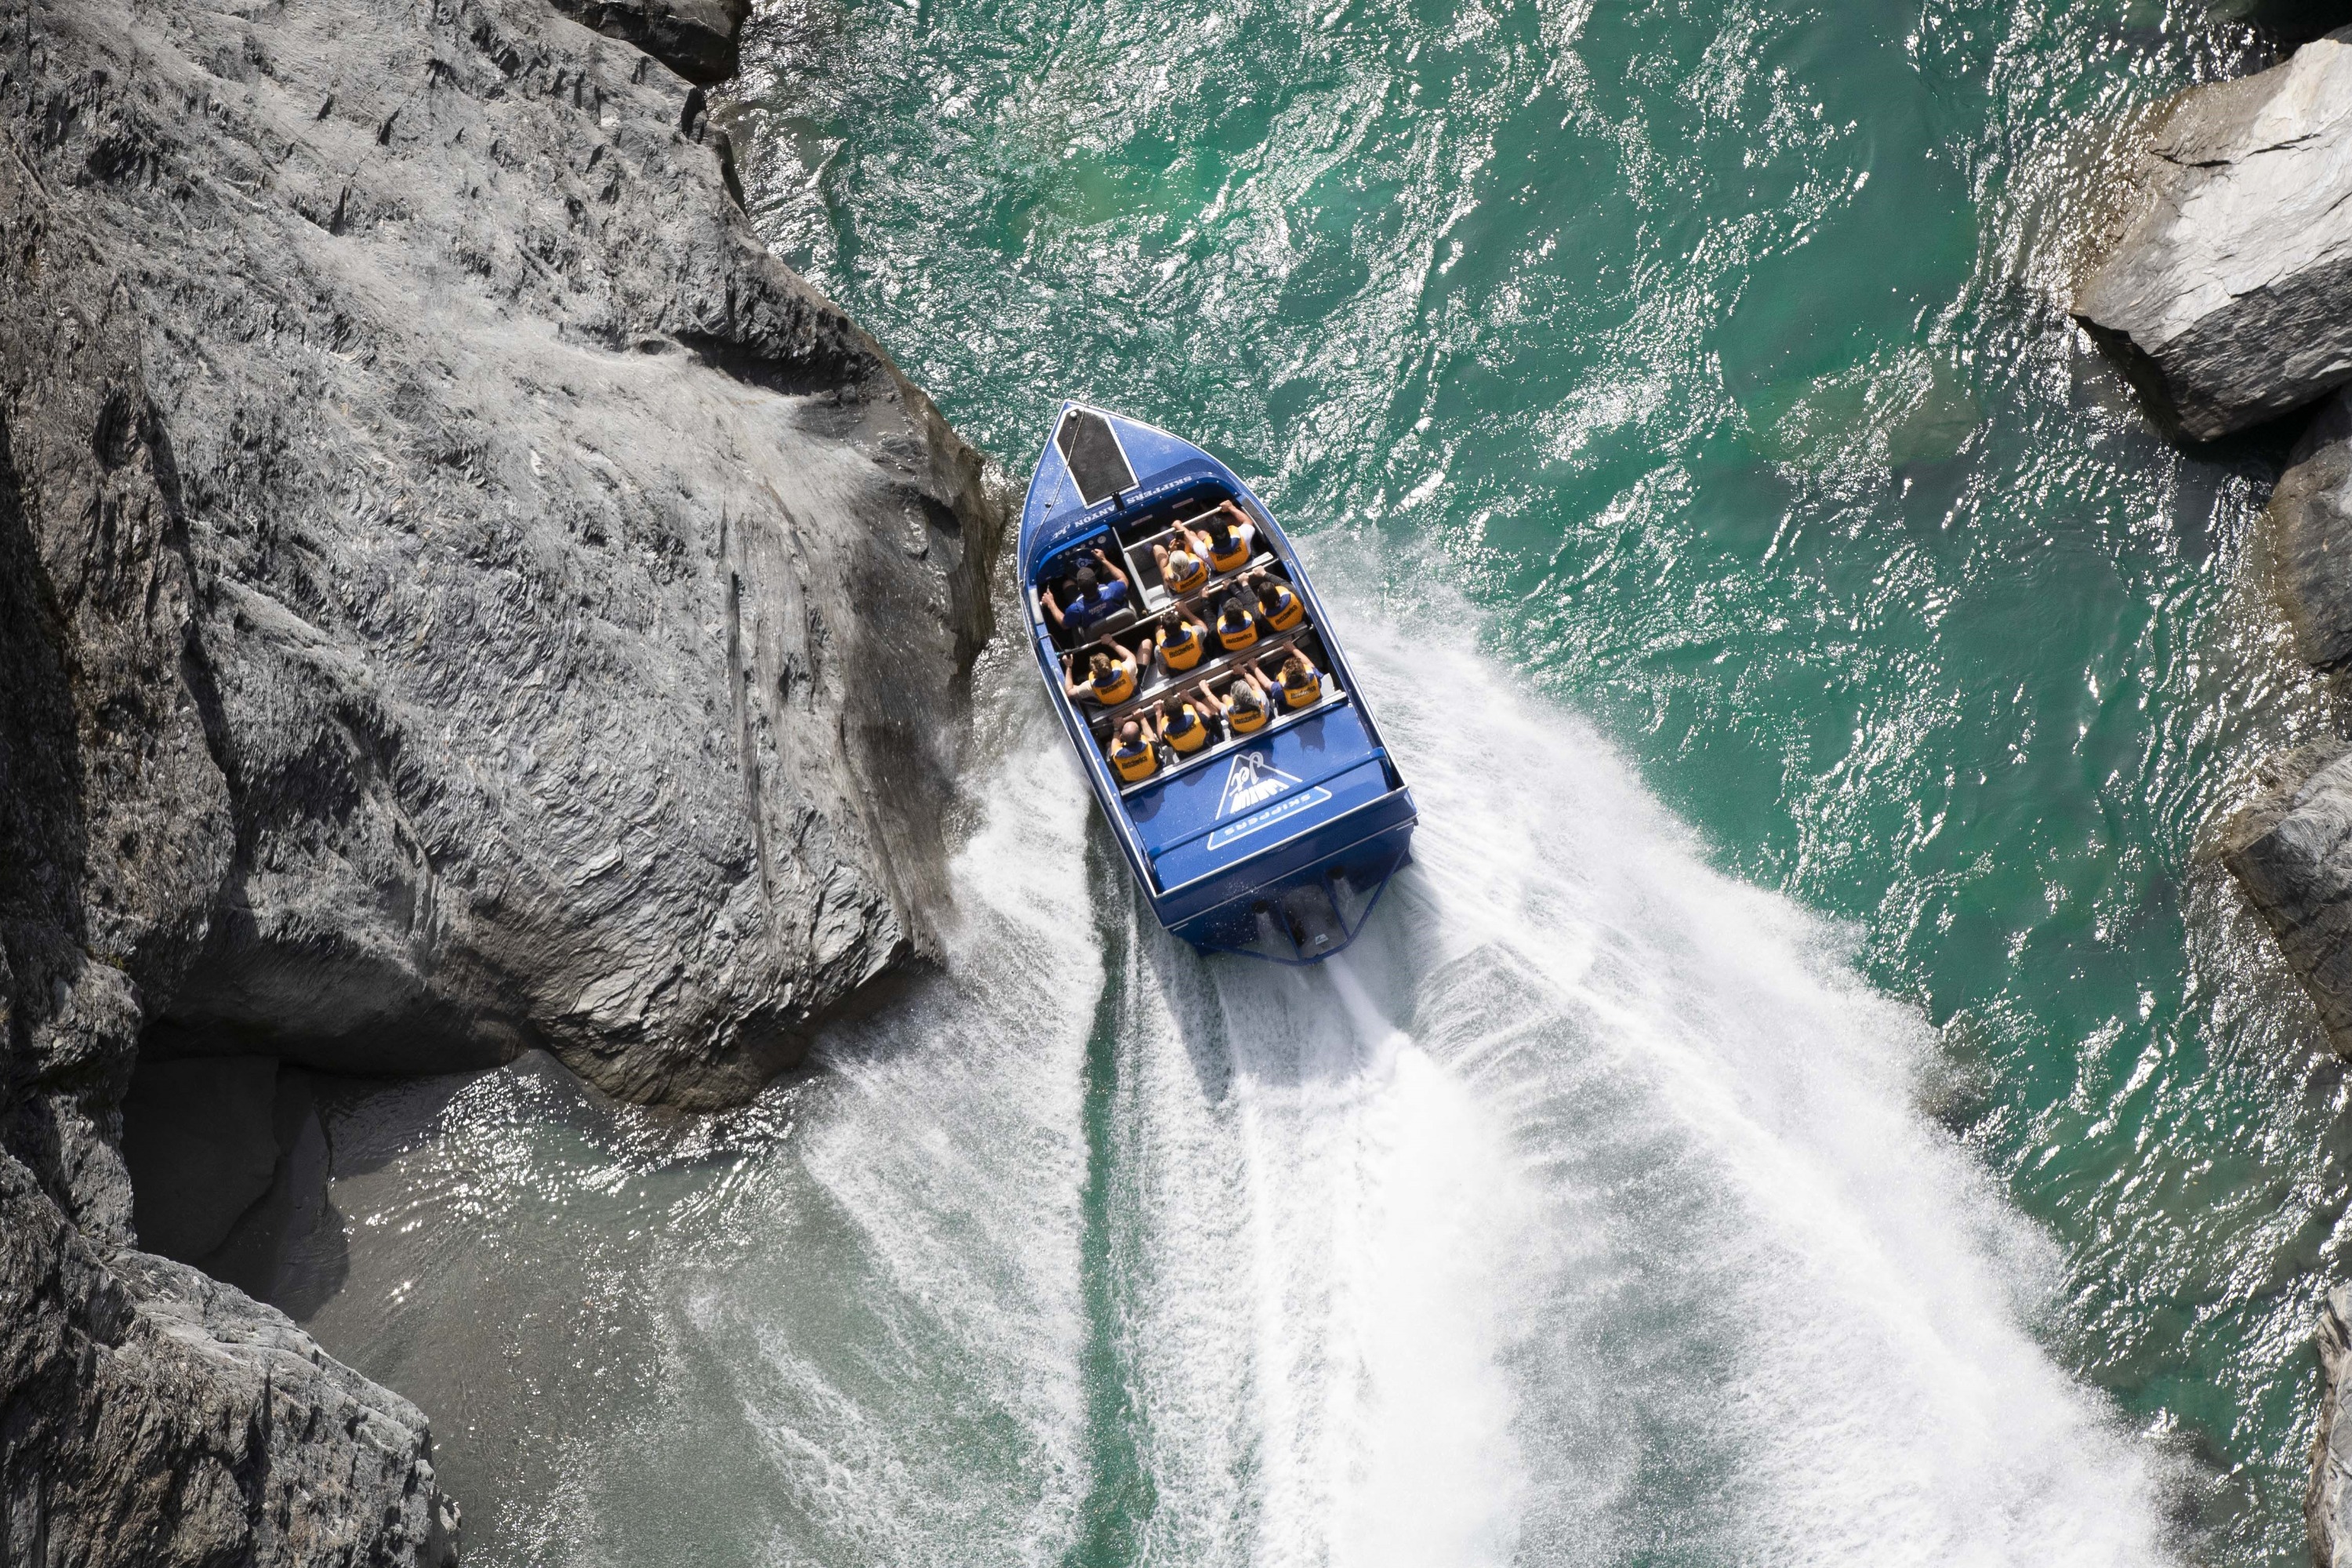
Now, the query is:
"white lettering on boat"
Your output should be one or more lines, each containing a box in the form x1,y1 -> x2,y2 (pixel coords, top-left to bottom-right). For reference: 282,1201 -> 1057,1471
1205,786 -> 1333,851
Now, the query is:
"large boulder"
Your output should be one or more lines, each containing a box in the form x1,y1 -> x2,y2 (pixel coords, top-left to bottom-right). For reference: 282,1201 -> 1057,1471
5,0 -> 1001,1120
2074,34 -> 2352,440
2220,743 -> 2352,1049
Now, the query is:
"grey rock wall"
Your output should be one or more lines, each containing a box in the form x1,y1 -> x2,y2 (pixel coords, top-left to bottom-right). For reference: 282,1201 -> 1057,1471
2314,1286 -> 2352,1568
2269,390 -> 2352,670
0,1156 -> 457,1566
2221,744 -> 2352,1043
2074,34 -> 2352,440
0,0 -> 1004,1547
9,0 -> 1000,1120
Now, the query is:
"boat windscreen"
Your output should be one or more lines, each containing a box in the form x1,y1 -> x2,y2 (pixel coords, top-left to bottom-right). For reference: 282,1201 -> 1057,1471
1055,408 -> 1138,506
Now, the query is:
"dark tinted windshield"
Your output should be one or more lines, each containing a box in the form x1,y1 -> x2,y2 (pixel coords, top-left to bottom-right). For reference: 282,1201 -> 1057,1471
1055,408 -> 1137,506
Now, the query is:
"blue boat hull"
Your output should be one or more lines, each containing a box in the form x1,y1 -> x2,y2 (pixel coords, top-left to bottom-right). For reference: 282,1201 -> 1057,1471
1019,404 -> 1416,963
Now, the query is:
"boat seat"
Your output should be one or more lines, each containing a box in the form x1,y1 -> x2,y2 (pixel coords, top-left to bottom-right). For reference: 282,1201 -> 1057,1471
1115,682 -> 1349,797
1082,628 -> 1329,736
1071,604 -> 1138,645
1138,550 -> 1281,613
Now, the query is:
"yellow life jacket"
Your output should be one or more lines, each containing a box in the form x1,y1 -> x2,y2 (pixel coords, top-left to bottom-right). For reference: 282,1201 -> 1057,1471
1216,612 -> 1258,652
1164,704 -> 1210,753
1261,583 -> 1304,631
1158,622 -> 1204,672
1207,529 -> 1251,574
1089,660 -> 1136,705
1227,692 -> 1269,733
1281,666 -> 1321,709
1163,549 -> 1207,596
1111,736 -> 1158,782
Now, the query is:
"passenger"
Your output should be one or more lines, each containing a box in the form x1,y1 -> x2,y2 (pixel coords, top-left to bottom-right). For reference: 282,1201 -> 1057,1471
1154,607 -> 1209,675
1221,666 -> 1272,734
1152,522 -> 1211,597
1156,691 -> 1214,757
1214,590 -> 1259,652
1248,570 -> 1305,632
1062,641 -> 1138,706
1273,648 -> 1324,710
1106,717 -> 1158,784
1204,503 -> 1256,574
1039,548 -> 1131,637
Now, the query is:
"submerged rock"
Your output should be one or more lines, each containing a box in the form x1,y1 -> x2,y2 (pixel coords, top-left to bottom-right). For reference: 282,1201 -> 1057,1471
2074,34 -> 2352,440
2221,744 -> 2352,1047
2314,1286 -> 2352,1567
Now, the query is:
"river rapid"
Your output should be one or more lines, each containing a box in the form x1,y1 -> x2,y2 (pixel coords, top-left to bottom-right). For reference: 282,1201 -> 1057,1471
292,0 -> 2352,1562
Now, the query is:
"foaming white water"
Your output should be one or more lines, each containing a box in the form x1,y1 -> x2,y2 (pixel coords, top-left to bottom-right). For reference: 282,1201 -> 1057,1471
643,656 -> 1109,1568
508,572 -> 2176,1568
305,572 -> 2174,1568
1264,568 -> 2179,1567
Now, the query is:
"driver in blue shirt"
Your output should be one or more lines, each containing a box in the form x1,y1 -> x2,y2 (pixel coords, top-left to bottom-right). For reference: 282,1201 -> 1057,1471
1040,548 -> 1131,637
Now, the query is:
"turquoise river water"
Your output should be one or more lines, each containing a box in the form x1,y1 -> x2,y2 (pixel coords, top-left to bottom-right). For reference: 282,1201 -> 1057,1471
288,0 -> 2352,1563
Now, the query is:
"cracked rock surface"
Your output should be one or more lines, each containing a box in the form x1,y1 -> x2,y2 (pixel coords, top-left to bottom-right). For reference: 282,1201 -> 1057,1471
2315,1286 -> 2352,1568
2074,32 -> 2352,440
2222,743 -> 2352,1047
1,0 -> 1001,1548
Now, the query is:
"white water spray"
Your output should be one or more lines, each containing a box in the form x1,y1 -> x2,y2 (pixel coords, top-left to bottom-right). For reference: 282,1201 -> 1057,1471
340,573 -> 2179,1567
742,568 -> 2172,1565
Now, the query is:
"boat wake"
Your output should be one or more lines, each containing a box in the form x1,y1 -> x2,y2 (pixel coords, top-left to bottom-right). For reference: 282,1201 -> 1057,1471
713,567 -> 2176,1566
312,570 -> 2180,1567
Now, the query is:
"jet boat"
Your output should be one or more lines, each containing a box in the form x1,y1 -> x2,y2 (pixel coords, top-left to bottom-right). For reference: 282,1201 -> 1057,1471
1019,403 -> 1417,962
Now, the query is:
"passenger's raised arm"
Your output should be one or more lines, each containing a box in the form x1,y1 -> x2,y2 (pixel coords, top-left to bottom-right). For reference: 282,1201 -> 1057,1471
1154,529 -> 1210,597
1206,503 -> 1256,572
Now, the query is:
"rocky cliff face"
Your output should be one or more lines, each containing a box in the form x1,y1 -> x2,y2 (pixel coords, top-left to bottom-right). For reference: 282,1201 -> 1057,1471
0,0 -> 1003,1548
2315,1286 -> 2352,1568
0,1157 -> 456,1566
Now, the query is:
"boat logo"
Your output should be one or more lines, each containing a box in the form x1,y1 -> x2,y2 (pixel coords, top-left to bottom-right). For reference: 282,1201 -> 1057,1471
1217,752 -> 1301,818
1205,786 -> 1333,852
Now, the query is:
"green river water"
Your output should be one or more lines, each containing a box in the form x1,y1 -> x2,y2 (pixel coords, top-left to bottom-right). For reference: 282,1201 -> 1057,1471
285,1 -> 2352,1563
